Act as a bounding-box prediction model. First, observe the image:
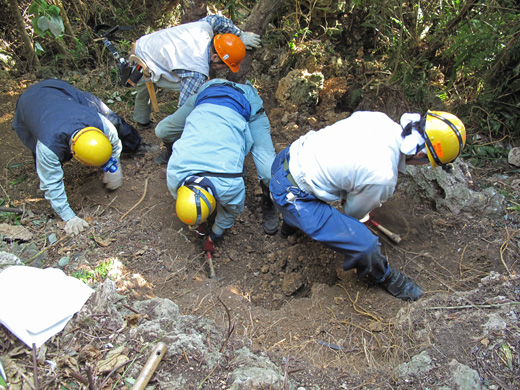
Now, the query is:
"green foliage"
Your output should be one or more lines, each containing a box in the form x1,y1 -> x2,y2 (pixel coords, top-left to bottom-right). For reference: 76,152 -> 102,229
0,198 -> 21,225
9,174 -> 27,187
213,0 -> 250,24
28,0 -> 64,38
288,28 -> 312,53
460,142 -> 509,167
71,259 -> 114,284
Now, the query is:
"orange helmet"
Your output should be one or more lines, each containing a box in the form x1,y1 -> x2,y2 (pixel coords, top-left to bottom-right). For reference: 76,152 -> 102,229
213,34 -> 246,73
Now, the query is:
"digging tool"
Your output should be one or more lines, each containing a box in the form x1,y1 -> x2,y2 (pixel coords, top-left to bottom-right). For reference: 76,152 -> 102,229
128,54 -> 160,113
206,251 -> 217,279
92,25 -> 134,85
131,342 -> 167,390
370,219 -> 402,244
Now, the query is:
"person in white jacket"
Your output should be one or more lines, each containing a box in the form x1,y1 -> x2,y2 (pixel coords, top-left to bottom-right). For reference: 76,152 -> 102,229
270,110 -> 466,301
132,14 -> 261,132
12,79 -> 125,235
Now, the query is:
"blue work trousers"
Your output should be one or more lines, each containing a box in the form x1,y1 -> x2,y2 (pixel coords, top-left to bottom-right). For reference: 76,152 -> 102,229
269,147 -> 389,281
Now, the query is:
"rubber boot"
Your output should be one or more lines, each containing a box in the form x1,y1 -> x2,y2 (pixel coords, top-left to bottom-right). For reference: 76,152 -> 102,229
155,141 -> 173,165
260,181 -> 279,235
378,266 -> 424,301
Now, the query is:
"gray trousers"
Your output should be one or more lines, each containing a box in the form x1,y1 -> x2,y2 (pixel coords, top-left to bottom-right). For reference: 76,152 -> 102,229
132,76 -> 181,124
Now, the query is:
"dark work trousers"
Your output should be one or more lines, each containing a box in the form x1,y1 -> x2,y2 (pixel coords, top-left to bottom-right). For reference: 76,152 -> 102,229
86,94 -> 142,153
269,146 -> 389,281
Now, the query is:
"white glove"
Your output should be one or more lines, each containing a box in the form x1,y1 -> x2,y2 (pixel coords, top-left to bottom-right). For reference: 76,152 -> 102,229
103,167 -> 123,190
64,216 -> 89,235
240,32 -> 261,50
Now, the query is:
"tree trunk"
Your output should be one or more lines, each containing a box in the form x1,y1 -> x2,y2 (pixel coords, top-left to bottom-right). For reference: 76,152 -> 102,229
181,0 -> 207,24
8,0 -> 41,70
228,0 -> 287,83
52,0 -> 75,38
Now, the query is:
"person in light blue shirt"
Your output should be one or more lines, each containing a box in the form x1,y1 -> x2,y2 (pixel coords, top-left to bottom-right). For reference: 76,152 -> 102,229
159,79 -> 278,253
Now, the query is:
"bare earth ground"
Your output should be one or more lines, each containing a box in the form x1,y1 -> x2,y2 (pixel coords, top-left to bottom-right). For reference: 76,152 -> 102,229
0,74 -> 519,389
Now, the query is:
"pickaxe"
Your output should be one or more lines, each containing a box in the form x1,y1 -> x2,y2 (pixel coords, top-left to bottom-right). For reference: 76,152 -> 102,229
369,218 -> 402,244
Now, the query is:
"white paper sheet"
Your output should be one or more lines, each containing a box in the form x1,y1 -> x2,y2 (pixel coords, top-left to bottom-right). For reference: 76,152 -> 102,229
0,266 -> 94,348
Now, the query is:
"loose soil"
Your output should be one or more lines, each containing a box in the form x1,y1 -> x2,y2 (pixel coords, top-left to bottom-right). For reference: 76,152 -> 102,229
0,73 -> 519,389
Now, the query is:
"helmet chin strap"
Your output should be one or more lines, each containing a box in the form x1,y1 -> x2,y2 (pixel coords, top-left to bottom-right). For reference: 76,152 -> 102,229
187,185 -> 213,225
423,112 -> 463,166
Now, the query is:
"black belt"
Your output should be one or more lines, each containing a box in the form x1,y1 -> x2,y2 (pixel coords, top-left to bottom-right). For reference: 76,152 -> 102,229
283,158 -> 298,186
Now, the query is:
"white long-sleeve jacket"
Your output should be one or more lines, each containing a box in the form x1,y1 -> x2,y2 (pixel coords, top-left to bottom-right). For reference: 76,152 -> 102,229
288,111 -> 407,220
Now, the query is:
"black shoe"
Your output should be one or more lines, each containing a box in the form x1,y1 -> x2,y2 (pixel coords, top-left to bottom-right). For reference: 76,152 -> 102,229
378,266 -> 424,301
131,142 -> 155,158
280,221 -> 298,238
136,121 -> 154,130
155,149 -> 171,165
154,142 -> 173,165
261,201 -> 279,235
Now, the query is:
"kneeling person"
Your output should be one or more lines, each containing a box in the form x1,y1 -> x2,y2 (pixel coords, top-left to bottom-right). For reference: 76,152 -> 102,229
166,82 -> 258,253
270,110 -> 466,301
12,79 -> 127,235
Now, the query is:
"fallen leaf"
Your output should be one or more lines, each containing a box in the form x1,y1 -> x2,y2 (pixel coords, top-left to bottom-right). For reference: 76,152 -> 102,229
93,234 -> 114,247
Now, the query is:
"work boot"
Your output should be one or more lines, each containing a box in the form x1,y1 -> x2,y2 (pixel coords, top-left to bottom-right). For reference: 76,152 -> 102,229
260,182 -> 279,235
378,266 -> 424,301
136,121 -> 154,131
122,142 -> 155,158
155,142 -> 173,165
280,221 -> 298,238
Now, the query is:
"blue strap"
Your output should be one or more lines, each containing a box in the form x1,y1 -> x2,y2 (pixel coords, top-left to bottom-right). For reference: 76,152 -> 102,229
195,84 -> 251,121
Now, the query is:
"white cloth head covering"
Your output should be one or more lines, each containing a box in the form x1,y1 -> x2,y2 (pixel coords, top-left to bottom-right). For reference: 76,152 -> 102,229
400,113 -> 426,155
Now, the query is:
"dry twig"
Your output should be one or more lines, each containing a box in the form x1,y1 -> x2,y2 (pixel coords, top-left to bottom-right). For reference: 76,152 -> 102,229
120,178 -> 148,221
31,343 -> 39,390
217,296 -> 235,353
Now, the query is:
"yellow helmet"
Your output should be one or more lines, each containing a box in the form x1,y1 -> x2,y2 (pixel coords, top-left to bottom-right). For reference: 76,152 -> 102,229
176,185 -> 216,226
423,111 -> 466,168
71,127 -> 112,166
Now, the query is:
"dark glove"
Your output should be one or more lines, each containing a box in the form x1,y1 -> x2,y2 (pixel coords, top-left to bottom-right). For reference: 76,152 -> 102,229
190,223 -> 208,236
203,237 -> 215,253
197,223 -> 208,236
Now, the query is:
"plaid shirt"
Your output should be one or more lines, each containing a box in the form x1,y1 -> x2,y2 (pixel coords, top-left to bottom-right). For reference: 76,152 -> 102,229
176,15 -> 242,106
200,15 -> 241,36
176,70 -> 207,106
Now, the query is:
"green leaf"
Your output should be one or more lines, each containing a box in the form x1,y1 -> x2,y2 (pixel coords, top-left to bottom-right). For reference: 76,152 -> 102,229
36,15 -> 64,38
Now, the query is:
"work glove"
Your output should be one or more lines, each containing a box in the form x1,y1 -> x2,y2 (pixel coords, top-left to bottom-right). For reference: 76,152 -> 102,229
64,216 -> 89,235
203,231 -> 222,253
240,32 -> 261,50
103,166 -> 123,190
359,213 -> 373,227
203,236 -> 216,253
189,223 -> 208,236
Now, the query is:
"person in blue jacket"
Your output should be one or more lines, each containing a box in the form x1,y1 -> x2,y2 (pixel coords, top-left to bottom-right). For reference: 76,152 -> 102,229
159,79 -> 278,253
12,79 -> 140,235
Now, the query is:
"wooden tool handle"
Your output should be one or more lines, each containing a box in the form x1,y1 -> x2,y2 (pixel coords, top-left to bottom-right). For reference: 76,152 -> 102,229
371,220 -> 402,244
207,252 -> 217,279
131,342 -> 167,390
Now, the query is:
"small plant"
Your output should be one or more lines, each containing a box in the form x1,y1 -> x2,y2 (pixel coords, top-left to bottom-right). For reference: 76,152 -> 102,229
0,198 -> 22,225
28,0 -> 64,39
72,259 -> 115,284
71,269 -> 96,284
